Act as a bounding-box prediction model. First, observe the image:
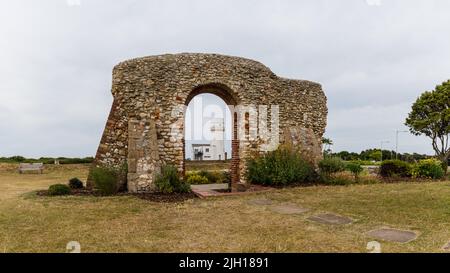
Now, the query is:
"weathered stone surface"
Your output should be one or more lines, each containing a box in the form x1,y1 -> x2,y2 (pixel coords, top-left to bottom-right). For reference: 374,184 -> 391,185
307,213 -> 353,225
284,126 -> 323,166
366,228 -> 418,243
442,241 -> 450,251
88,53 -> 328,192
270,204 -> 310,214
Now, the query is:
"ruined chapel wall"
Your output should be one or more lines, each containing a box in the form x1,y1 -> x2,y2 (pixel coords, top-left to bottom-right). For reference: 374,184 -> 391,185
90,53 -> 327,192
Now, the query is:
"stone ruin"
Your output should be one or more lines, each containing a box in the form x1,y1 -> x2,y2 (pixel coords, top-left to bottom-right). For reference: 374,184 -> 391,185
87,53 -> 327,193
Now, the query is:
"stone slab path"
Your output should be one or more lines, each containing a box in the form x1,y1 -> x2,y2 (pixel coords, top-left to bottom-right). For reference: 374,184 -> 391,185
269,203 -> 310,215
307,213 -> 353,225
243,196 -> 441,249
366,228 -> 418,243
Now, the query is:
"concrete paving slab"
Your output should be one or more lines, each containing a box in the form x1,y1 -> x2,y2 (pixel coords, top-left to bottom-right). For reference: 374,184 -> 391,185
366,228 -> 418,243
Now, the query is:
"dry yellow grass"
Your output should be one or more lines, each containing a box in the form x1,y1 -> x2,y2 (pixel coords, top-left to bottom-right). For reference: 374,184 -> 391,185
0,163 -> 449,253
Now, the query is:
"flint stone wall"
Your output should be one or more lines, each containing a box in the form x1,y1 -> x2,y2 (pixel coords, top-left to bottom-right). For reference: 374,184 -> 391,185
88,53 -> 328,193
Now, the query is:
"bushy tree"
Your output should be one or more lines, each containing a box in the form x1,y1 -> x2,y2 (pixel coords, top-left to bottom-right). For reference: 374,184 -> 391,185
322,137 -> 334,156
346,162 -> 364,181
405,80 -> 450,172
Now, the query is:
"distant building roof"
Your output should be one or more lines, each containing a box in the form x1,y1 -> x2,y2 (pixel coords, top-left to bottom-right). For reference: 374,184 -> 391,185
192,144 -> 211,147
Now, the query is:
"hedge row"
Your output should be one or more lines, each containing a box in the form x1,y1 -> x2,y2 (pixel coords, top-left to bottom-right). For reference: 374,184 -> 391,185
0,156 -> 94,164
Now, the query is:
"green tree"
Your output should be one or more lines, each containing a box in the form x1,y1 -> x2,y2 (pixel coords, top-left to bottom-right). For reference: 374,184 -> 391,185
322,137 -> 333,156
366,150 -> 382,161
405,80 -> 450,171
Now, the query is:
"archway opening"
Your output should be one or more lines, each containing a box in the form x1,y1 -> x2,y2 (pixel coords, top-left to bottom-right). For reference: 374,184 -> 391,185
184,87 -> 238,192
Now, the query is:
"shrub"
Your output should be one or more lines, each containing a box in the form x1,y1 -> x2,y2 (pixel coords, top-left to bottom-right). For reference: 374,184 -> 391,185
346,162 -> 364,180
68,177 -> 84,189
379,160 -> 412,178
154,165 -> 191,193
222,171 -> 232,184
412,159 -> 445,179
91,166 -> 119,195
197,170 -> 229,184
319,157 -> 346,175
48,184 -> 71,196
246,146 -> 315,186
186,173 -> 209,185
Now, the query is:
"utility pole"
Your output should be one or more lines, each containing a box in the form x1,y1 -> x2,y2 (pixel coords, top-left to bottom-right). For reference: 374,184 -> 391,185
395,130 -> 408,160
380,141 -> 390,162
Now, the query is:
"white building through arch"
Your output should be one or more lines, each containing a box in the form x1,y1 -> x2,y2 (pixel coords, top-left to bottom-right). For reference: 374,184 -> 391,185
192,117 -> 226,161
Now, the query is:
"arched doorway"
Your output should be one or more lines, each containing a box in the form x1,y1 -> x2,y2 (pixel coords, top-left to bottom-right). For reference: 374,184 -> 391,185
183,84 -> 240,190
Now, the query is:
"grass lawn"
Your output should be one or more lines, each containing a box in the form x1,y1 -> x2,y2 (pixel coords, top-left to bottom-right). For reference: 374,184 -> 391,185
0,163 -> 449,253
185,160 -> 231,172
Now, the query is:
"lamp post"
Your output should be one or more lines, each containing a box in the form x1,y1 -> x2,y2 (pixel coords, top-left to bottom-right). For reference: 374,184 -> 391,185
395,130 -> 409,160
380,141 -> 390,162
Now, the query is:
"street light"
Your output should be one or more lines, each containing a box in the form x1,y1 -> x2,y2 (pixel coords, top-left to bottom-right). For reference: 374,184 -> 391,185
396,130 -> 409,160
380,141 -> 390,162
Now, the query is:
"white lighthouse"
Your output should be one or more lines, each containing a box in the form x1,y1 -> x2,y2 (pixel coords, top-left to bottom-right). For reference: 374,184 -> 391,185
191,118 -> 226,161
209,118 -> 226,160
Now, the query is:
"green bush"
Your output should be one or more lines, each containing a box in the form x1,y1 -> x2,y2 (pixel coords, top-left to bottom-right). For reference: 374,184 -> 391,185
186,170 -> 232,185
346,162 -> 364,180
48,184 -> 71,196
68,177 -> 84,189
222,171 -> 232,184
186,173 -> 209,185
319,157 -> 346,175
246,146 -> 315,186
91,166 -> 119,195
155,165 -> 191,193
379,160 -> 412,178
197,170 -> 229,184
412,159 -> 445,179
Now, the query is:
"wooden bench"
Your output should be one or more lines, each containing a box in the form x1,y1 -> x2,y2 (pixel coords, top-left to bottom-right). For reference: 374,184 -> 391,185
18,163 -> 44,174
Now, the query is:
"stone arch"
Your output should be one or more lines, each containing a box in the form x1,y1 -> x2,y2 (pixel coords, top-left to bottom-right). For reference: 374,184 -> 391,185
182,83 -> 241,186
87,53 -> 328,193
185,83 -> 239,106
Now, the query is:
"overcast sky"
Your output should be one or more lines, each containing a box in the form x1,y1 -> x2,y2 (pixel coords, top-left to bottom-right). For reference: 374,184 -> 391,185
1,0 -> 449,158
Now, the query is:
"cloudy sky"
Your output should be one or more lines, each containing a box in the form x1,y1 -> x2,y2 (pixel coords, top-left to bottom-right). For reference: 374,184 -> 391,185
1,0 -> 449,158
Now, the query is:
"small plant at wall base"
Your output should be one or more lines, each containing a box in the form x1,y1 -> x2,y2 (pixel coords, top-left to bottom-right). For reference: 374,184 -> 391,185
186,173 -> 209,185
91,166 -> 119,195
185,170 -> 230,185
246,145 -> 315,186
154,165 -> 191,194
